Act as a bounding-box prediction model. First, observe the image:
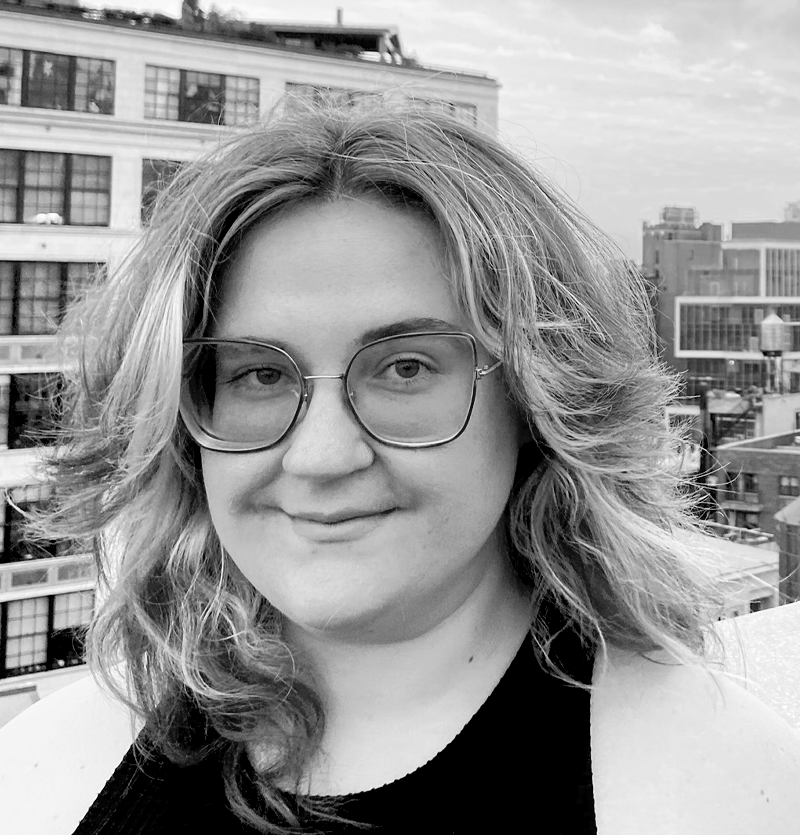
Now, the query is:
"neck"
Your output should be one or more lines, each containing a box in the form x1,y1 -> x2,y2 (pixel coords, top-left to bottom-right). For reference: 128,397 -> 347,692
285,554 -> 532,721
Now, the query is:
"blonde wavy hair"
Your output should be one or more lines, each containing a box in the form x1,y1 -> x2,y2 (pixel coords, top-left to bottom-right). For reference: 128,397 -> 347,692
39,100 -> 722,831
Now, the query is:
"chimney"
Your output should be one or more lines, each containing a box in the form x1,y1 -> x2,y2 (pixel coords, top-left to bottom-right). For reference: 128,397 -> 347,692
336,7 -> 343,25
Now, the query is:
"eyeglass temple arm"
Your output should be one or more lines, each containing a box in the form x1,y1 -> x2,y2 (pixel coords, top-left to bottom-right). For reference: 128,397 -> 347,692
476,360 -> 503,379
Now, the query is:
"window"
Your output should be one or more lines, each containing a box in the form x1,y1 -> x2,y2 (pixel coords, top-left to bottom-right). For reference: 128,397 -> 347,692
0,261 -> 100,334
1,484 -> 83,564
0,378 -> 8,448
7,373 -> 62,449
285,82 -> 367,109
0,150 -> 111,225
141,159 -> 182,222
779,476 -> 800,498
0,590 -> 94,677
0,47 -> 114,114
0,48 -> 23,106
739,472 -> 759,501
145,65 -> 258,125
409,97 -> 478,126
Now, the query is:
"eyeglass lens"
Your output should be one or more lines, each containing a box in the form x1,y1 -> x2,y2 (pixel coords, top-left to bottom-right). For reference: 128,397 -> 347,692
182,334 -> 479,449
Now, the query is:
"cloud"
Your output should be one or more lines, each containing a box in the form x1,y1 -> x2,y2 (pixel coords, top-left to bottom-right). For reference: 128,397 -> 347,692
639,21 -> 679,44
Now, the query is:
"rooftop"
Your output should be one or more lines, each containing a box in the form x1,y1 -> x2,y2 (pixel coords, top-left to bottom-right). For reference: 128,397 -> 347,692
717,429 -> 800,453
731,221 -> 800,243
0,0 -> 494,80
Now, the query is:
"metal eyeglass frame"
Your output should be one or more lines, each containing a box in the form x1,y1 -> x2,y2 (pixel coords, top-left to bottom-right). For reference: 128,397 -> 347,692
180,330 -> 503,453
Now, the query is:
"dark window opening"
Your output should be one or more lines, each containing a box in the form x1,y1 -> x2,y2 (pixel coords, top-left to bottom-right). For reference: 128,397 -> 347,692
141,159 -> 182,222
7,372 -> 63,449
145,65 -> 258,125
0,590 -> 94,678
0,46 -> 114,114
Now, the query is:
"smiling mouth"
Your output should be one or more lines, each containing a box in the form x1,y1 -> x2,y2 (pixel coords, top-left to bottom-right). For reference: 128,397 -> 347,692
287,509 -> 396,526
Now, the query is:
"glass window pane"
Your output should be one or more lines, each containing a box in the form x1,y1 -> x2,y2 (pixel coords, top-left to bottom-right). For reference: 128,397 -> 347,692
68,155 -> 110,226
17,262 -> 62,334
65,261 -> 102,302
141,158 -> 182,221
0,148 -> 20,223
53,590 -> 94,629
0,261 -> 15,335
224,75 -> 259,125
4,596 -> 49,675
182,70 -> 224,124
8,373 -> 62,451
73,57 -> 115,114
25,52 -> 71,110
22,152 -> 65,222
3,483 -> 56,563
144,65 -> 179,120
0,48 -> 23,106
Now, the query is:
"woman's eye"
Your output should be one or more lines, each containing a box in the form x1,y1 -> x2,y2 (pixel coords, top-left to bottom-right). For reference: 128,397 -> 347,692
223,365 -> 287,388
375,356 -> 436,384
392,359 -> 423,379
253,367 -> 282,385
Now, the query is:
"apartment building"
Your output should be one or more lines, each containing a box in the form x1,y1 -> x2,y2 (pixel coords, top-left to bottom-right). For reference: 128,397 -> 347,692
711,430 -> 800,602
643,206 -> 800,399
0,0 -> 499,704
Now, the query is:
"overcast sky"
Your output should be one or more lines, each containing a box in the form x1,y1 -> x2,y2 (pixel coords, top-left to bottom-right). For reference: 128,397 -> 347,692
120,0 -> 800,261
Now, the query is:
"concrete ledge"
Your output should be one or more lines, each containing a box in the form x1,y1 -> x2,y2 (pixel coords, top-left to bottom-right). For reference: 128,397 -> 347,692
713,602 -> 800,730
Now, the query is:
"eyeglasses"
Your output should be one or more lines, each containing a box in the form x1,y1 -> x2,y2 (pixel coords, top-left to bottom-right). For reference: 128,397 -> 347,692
180,331 -> 502,453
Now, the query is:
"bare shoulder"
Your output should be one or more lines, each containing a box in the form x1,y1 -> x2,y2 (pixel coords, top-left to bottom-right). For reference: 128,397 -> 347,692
591,645 -> 800,835
0,672 -> 140,835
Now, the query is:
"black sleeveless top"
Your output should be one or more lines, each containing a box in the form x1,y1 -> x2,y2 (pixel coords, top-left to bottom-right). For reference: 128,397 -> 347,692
73,633 -> 596,834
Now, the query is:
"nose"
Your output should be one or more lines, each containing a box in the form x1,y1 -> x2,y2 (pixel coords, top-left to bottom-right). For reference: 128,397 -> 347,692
280,377 -> 375,478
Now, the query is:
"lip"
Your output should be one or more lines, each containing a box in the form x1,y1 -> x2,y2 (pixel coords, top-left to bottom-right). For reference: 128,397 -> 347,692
282,508 -> 396,542
286,508 -> 396,525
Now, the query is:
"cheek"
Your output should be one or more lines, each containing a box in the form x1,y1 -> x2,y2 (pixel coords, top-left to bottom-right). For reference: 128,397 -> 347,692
200,450 -> 280,525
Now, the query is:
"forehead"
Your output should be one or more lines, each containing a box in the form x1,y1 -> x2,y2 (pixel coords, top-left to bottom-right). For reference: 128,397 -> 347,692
211,199 -> 467,357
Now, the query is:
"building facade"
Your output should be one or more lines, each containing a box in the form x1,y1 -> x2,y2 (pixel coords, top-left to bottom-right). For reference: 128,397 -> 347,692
643,206 -> 800,399
710,430 -> 800,603
0,1 -> 499,707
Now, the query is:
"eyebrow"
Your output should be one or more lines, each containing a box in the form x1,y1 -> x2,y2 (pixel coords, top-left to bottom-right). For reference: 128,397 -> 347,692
236,317 -> 463,353
356,317 -> 461,346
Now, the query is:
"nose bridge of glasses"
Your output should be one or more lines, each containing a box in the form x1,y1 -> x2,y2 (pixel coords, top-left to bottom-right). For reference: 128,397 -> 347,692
298,372 -> 352,410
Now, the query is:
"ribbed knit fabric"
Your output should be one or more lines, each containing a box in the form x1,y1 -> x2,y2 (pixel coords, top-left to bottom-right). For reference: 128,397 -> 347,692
73,629 -> 596,834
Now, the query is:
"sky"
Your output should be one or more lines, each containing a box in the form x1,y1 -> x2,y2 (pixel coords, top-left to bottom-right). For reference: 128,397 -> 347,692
116,0 -> 800,261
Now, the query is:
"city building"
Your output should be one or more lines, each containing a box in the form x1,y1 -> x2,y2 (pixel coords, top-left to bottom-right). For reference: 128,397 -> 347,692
0,0 -> 499,712
643,205 -> 800,399
705,533 -> 780,618
709,430 -> 800,602
775,495 -> 800,605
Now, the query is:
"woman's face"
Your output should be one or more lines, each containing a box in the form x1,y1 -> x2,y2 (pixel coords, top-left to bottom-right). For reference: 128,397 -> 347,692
201,198 -> 525,643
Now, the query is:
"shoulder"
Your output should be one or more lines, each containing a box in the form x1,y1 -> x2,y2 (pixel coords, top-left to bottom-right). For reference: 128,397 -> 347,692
590,644 -> 800,835
0,671 -> 140,835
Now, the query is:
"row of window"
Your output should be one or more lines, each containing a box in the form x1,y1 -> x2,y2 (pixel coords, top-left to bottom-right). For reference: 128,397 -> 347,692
0,261 -> 100,335
720,473 -> 800,503
1,45 -> 479,127
0,152 -> 183,227
684,358 -> 800,399
0,149 -> 111,225
0,482 -> 77,564
0,48 -> 114,114
679,304 -> 800,354
0,590 -> 93,678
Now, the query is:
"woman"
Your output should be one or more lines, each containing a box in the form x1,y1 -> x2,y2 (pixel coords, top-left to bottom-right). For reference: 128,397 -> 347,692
1,102 -> 798,834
